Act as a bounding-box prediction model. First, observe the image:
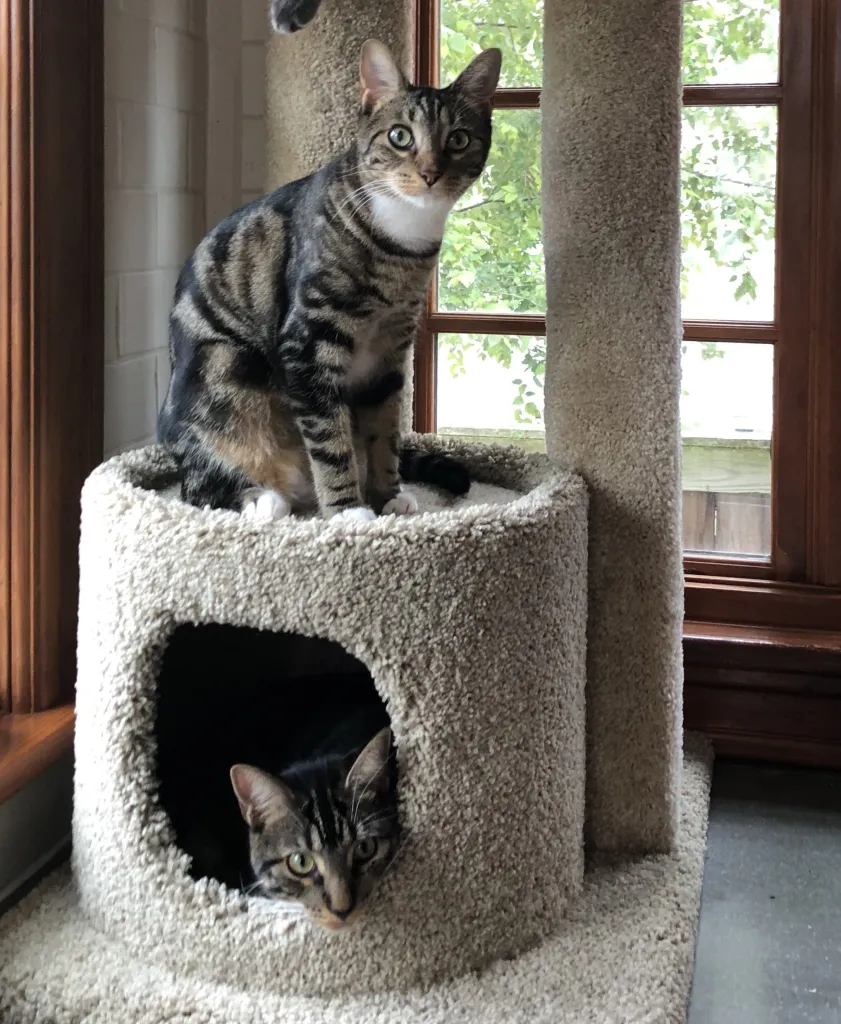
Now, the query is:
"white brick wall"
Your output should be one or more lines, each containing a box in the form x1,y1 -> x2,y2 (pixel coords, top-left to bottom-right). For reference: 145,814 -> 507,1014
104,0 -> 269,456
104,0 -> 207,455
241,0 -> 268,205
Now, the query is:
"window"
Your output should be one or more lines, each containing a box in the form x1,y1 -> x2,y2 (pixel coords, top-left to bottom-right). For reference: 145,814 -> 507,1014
415,0 -> 841,629
0,0 -> 101,794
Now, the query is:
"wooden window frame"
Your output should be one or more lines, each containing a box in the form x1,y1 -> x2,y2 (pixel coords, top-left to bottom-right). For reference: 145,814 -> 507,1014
414,0 -> 841,621
0,0 -> 103,796
415,0 -> 841,766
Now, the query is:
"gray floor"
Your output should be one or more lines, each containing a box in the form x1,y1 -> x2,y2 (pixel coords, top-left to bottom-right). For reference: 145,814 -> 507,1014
688,762 -> 841,1024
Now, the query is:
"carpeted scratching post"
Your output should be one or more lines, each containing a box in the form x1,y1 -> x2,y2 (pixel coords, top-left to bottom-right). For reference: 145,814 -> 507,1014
0,1 -> 712,1021
266,0 -> 412,188
543,0 -> 684,853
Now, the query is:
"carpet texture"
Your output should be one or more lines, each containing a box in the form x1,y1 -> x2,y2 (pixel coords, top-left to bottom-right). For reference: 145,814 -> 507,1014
266,0 -> 412,190
0,738 -> 711,1024
542,0 -> 685,854
67,438 -> 588,996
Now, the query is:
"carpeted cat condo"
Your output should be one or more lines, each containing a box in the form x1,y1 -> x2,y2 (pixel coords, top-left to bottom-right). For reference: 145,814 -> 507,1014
68,438 -> 589,996
0,0 -> 714,1021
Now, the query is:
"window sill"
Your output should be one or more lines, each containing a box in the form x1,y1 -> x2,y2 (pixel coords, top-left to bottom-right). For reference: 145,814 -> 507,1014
0,706 -> 75,805
685,576 -> 841,632
684,619 -> 841,653
684,619 -> 841,770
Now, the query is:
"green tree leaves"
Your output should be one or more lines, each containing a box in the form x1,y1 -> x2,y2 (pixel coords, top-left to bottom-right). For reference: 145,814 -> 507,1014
437,0 -> 779,426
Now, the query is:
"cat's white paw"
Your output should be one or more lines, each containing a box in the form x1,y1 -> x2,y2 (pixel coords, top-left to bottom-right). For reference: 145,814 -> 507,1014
338,506 -> 377,523
242,490 -> 292,521
382,490 -> 418,516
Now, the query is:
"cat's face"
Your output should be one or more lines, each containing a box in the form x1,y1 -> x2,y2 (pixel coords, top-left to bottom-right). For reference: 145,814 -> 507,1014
230,728 -> 398,930
356,40 -> 502,207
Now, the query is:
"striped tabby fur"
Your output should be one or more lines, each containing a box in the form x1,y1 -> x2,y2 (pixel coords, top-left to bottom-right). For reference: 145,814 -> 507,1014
157,40 -> 500,521
230,722 -> 398,930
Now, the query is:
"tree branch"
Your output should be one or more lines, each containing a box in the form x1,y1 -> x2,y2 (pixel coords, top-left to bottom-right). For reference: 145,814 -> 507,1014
685,169 -> 775,196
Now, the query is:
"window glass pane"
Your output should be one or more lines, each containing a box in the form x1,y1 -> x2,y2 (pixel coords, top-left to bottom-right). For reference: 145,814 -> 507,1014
681,341 -> 772,558
681,105 -> 776,321
436,333 -> 546,443
436,335 -> 773,559
440,0 -> 543,89
438,110 -> 544,314
683,0 -> 779,85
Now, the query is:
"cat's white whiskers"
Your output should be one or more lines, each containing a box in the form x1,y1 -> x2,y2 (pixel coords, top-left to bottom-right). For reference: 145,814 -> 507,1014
366,829 -> 413,901
332,179 -> 390,226
355,810 -> 388,830
349,759 -> 389,819
338,183 -> 397,239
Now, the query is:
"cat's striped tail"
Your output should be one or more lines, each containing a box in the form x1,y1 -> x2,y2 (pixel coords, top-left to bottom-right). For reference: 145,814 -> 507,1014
399,445 -> 470,496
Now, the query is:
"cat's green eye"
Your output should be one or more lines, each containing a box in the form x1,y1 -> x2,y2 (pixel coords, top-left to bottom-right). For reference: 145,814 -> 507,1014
447,130 -> 471,152
354,837 -> 378,862
287,852 -> 315,877
387,125 -> 414,150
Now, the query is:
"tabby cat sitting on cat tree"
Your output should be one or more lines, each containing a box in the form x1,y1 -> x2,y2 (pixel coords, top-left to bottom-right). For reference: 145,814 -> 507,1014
158,39 -> 501,522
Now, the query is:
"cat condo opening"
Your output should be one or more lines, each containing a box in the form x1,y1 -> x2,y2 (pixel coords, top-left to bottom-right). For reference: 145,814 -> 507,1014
156,624 -> 392,893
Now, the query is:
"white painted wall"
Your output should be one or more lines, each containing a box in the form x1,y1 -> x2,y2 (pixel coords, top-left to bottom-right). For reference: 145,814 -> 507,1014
103,0 -> 208,456
103,0 -> 270,457
241,0 -> 269,206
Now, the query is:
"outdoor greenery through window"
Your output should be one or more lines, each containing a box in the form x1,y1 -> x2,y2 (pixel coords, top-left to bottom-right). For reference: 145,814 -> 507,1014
425,0 -> 781,561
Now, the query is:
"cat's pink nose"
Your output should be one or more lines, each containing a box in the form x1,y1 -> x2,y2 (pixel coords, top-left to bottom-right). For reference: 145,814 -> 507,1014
419,169 -> 441,188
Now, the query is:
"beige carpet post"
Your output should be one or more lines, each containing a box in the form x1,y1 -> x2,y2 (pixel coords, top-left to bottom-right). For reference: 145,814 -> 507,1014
542,0 -> 684,852
265,1 -> 413,189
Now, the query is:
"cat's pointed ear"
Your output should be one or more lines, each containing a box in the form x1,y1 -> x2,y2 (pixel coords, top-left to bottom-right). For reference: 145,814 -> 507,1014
230,764 -> 296,829
360,40 -> 405,112
345,728 -> 393,796
450,48 -> 502,108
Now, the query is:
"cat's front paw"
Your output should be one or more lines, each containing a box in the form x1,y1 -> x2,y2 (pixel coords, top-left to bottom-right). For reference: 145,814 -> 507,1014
382,490 -> 418,516
242,490 -> 292,521
337,506 -> 377,523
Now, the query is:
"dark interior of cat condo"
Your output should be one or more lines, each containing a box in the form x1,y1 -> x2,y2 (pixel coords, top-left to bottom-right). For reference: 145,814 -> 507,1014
155,624 -> 391,892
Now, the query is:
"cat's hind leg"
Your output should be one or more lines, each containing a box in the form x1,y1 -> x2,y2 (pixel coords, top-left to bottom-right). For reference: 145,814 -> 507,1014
180,456 -> 252,511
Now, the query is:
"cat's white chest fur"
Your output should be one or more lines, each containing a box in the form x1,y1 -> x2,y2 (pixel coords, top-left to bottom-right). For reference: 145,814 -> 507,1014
346,340 -> 380,386
370,192 -> 455,252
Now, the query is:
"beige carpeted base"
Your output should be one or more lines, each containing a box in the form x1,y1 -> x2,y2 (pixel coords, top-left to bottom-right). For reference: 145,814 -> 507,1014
0,738 -> 710,1024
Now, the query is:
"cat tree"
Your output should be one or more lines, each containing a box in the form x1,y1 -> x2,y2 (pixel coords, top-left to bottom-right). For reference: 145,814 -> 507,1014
0,1 -> 711,1022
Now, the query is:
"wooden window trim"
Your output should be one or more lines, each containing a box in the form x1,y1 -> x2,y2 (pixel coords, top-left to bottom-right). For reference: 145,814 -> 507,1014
0,0 -> 103,797
0,706 -> 75,804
